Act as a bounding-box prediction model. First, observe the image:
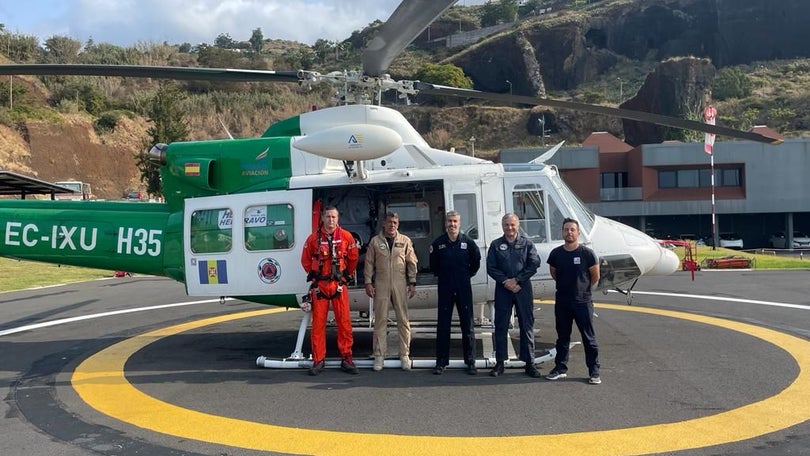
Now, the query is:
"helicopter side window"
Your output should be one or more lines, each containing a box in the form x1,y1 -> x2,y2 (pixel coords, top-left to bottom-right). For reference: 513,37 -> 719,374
512,190 -> 546,242
190,208 -> 233,254
547,197 -> 565,241
453,193 -> 479,240
387,202 -> 431,239
244,204 -> 294,251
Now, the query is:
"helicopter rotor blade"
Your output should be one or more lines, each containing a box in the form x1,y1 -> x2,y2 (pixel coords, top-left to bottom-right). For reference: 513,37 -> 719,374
415,82 -> 783,145
0,64 -> 301,83
362,0 -> 457,77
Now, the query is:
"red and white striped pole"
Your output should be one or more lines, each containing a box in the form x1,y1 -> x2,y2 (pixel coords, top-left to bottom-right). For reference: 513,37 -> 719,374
704,105 -> 717,250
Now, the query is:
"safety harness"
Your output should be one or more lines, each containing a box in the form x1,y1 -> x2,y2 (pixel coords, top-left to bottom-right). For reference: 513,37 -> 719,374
309,227 -> 350,300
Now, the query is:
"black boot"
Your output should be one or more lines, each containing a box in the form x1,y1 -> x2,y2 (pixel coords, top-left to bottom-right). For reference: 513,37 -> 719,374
525,363 -> 541,378
490,361 -> 504,377
308,360 -> 325,376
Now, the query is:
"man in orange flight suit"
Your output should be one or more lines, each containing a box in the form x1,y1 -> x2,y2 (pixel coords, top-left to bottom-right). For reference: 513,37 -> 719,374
301,206 -> 360,375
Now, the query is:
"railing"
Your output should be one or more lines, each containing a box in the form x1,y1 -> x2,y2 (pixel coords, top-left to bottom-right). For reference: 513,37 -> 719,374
600,187 -> 642,201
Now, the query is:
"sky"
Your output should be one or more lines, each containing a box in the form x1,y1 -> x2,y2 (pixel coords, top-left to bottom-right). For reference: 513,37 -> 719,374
0,0 -> 485,47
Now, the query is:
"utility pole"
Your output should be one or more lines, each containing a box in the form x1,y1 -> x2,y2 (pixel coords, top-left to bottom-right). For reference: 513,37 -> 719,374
617,77 -> 623,103
469,136 -> 476,157
538,116 -> 548,146
505,79 -> 512,96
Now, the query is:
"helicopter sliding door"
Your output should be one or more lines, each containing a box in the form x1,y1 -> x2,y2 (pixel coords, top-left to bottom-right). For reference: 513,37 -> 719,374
444,176 -> 489,303
503,176 -> 567,295
183,190 -> 312,303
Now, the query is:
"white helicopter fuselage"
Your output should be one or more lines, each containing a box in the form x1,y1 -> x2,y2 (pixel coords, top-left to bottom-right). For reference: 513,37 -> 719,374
180,104 -> 678,309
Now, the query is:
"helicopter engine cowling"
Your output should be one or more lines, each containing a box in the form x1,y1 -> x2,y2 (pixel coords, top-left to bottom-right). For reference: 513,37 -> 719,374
293,124 -> 402,161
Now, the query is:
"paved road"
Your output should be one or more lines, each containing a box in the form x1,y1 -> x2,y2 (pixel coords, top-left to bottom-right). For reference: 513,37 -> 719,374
1,270 -> 809,455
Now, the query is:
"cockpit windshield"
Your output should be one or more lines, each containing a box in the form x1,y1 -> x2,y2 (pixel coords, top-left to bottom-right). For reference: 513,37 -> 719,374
547,169 -> 594,235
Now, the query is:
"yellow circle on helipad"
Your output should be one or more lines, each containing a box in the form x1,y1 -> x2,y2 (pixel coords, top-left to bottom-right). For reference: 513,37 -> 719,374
72,304 -> 810,456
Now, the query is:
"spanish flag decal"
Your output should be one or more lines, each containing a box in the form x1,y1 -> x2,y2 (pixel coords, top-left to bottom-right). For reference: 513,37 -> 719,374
185,162 -> 201,176
198,259 -> 228,284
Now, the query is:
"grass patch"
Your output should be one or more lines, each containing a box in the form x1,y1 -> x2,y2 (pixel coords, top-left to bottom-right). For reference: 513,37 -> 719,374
0,257 -> 113,293
2,245 -> 807,294
672,245 -> 810,269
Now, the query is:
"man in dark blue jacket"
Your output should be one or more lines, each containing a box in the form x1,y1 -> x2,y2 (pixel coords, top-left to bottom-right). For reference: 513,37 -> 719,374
430,211 -> 481,375
486,213 -> 541,377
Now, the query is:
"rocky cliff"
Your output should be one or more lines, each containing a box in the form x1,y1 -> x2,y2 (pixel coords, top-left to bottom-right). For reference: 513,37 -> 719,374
454,0 -> 810,94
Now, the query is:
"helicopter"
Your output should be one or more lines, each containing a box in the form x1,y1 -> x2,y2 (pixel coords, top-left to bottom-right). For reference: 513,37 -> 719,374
0,0 -> 781,367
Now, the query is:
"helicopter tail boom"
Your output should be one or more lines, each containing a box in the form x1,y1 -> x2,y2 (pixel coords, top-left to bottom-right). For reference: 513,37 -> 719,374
0,200 -> 176,277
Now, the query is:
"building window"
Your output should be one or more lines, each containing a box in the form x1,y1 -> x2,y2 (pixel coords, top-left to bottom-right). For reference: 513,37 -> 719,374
659,170 -> 677,188
600,172 -> 628,189
721,168 -> 741,186
677,169 -> 699,188
659,167 -> 742,189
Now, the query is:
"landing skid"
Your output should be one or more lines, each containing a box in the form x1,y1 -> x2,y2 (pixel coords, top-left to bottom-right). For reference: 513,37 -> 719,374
610,278 -> 639,305
255,311 -> 581,370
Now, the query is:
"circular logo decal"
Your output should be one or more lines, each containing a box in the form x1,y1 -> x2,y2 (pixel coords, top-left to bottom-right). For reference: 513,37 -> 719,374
258,258 -> 281,284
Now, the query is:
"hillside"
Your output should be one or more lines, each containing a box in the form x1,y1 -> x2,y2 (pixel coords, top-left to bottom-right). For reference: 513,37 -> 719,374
0,96 -> 147,199
2,0 -> 810,197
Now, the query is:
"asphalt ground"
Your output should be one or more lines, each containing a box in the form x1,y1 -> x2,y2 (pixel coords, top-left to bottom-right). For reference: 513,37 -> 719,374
1,269 -> 809,455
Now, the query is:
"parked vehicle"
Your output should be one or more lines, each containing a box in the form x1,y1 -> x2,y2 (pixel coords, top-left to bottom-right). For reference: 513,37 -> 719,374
769,231 -> 810,249
719,232 -> 743,250
124,190 -> 143,201
54,181 -> 93,201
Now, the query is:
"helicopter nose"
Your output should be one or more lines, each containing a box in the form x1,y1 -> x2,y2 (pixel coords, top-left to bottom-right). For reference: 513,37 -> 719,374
590,216 -> 679,277
646,245 -> 680,275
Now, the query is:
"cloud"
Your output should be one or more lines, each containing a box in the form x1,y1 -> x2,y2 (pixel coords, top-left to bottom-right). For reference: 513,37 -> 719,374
13,0 -> 410,46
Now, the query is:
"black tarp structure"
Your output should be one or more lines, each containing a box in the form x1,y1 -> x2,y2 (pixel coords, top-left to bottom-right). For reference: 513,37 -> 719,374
0,171 -> 75,199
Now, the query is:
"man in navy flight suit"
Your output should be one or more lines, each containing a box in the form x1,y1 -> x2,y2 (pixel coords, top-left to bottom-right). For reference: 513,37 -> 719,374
486,213 -> 542,378
430,211 -> 481,375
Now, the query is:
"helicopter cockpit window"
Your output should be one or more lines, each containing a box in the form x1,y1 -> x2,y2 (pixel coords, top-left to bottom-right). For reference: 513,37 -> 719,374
190,208 -> 233,254
554,177 -> 594,235
453,193 -> 479,240
244,204 -> 294,251
512,189 -> 546,242
547,197 -> 565,241
388,201 -> 430,238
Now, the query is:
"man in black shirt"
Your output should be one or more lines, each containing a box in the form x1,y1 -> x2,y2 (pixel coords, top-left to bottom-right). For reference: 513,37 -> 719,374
546,217 -> 602,384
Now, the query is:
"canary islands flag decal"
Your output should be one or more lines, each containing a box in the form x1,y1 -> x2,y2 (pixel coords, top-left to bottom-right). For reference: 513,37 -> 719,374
198,259 -> 228,284
185,162 -> 201,176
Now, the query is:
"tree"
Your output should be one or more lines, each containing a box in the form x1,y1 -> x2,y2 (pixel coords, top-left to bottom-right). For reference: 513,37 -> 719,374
43,35 -> 82,63
414,63 -> 473,88
214,33 -> 237,49
4,32 -> 39,63
197,44 -> 241,68
249,28 -> 264,54
481,0 -> 518,26
138,82 -> 189,197
50,80 -> 109,115
312,39 -> 333,64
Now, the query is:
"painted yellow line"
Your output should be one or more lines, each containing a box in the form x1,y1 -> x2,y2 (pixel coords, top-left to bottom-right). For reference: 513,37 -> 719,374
72,304 -> 810,456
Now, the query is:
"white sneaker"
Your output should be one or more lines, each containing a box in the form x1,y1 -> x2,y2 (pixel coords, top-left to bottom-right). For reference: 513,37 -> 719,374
373,357 -> 384,372
400,356 -> 411,371
589,374 -> 602,385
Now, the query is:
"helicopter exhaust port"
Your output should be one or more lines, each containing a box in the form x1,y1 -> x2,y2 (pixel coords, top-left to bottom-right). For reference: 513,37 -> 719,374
148,143 -> 167,165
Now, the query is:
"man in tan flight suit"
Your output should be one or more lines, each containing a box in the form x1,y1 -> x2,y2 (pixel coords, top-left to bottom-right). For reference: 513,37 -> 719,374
364,212 -> 418,371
